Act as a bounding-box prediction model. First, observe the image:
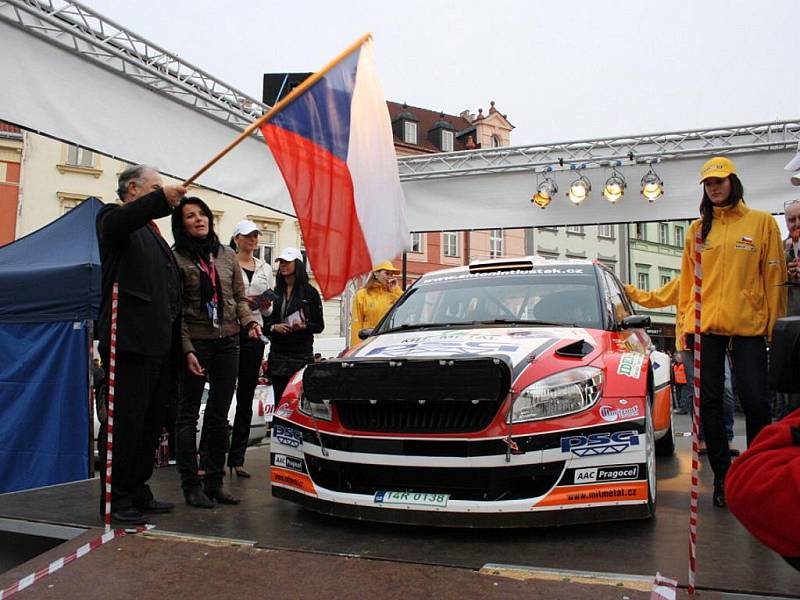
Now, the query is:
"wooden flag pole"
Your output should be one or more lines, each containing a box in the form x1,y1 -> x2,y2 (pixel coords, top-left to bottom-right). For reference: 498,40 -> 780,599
182,32 -> 373,187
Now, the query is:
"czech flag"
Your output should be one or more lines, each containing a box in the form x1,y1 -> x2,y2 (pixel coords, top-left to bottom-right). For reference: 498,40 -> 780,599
260,37 -> 410,299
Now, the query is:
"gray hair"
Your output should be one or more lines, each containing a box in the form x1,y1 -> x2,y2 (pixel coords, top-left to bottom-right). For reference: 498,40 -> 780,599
117,164 -> 157,200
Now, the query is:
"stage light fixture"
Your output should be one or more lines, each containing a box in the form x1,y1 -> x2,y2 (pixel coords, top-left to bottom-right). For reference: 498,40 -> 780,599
532,176 -> 557,209
567,174 -> 591,204
602,169 -> 626,203
641,168 -> 664,201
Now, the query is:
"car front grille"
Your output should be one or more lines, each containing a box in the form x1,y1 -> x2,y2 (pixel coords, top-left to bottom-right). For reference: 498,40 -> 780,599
335,399 -> 501,433
305,455 -> 565,502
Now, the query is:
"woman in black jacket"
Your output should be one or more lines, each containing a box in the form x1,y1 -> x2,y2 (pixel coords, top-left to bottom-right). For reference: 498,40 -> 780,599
267,247 -> 324,405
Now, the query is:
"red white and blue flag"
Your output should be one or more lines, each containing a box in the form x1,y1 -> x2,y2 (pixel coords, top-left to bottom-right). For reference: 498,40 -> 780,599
261,38 -> 409,299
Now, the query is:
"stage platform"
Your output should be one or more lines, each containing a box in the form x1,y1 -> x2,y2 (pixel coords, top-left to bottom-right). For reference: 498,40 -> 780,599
0,415 -> 797,598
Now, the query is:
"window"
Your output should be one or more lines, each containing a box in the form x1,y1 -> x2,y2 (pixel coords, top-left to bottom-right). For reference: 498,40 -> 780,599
637,272 -> 650,290
410,232 -> 424,253
603,271 -> 633,323
404,121 -> 417,145
66,145 -> 94,168
490,229 -> 504,258
635,223 -> 647,240
566,225 -> 584,235
661,274 -> 671,288
658,223 -> 669,245
60,198 -> 83,214
441,130 -> 454,152
254,228 -> 277,264
491,134 -> 501,148
675,225 -> 685,248
442,232 -> 459,257
598,224 -> 615,239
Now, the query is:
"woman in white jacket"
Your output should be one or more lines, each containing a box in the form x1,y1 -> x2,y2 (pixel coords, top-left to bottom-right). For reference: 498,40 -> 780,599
227,220 -> 273,477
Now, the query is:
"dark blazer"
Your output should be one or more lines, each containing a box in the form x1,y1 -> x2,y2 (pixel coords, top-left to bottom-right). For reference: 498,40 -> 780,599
96,190 -> 181,357
267,283 -> 324,356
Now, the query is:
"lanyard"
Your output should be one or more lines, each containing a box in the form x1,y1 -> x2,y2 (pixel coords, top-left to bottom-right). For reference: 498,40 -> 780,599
197,256 -> 218,303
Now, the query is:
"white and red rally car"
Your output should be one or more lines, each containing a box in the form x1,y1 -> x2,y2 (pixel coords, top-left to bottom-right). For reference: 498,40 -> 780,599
270,257 -> 674,527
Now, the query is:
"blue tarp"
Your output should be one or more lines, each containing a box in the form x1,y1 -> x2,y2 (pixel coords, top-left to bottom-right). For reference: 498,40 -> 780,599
0,198 -> 101,323
0,198 -> 101,492
0,321 -> 89,493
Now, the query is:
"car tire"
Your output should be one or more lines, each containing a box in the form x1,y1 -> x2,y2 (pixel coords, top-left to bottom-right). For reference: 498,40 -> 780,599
655,409 -> 675,457
644,396 -> 657,517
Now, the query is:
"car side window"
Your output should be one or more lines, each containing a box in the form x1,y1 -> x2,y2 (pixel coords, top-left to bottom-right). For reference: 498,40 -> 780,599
603,271 -> 632,324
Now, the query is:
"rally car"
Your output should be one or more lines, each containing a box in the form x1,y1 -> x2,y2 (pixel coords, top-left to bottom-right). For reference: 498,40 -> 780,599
270,257 -> 674,527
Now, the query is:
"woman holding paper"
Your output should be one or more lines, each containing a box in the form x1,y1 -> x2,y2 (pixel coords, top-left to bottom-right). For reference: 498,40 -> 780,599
227,220 -> 274,477
267,247 -> 324,406
172,198 -> 261,508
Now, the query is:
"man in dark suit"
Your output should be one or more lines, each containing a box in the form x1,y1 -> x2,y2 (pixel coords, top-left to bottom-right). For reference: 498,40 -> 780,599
96,165 -> 185,525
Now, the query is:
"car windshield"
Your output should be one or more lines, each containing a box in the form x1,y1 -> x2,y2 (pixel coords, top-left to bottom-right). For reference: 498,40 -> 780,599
380,268 -> 603,332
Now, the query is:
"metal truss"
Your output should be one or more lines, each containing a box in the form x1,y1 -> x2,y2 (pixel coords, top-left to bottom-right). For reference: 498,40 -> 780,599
397,120 -> 800,181
0,0 -> 268,130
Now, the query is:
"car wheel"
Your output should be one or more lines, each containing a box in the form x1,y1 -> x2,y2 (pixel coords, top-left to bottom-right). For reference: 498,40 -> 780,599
655,409 -> 675,457
645,395 -> 657,516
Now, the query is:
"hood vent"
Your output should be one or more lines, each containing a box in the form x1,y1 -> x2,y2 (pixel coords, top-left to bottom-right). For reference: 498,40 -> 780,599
555,340 -> 594,358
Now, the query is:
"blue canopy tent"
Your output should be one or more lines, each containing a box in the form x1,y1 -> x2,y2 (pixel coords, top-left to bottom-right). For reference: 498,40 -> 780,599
0,198 -> 101,493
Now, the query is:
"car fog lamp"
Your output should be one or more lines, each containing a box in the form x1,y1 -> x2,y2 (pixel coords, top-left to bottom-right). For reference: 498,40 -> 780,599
299,395 -> 333,420
510,366 -> 603,423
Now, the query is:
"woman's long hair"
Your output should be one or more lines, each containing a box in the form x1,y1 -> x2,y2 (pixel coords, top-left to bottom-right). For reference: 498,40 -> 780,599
171,196 -> 220,261
699,174 -> 744,241
275,258 -> 309,298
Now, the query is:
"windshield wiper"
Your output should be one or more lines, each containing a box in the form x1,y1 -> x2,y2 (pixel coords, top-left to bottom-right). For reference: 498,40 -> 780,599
380,322 -> 463,334
467,319 -> 567,327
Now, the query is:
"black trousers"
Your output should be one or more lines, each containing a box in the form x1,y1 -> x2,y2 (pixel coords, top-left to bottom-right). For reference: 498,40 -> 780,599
691,334 -> 771,487
98,349 -> 171,514
227,334 -> 265,468
176,335 -> 239,491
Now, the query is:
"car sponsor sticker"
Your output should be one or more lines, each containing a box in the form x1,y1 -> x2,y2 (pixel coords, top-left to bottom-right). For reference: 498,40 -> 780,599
574,464 -> 640,483
599,404 -> 641,422
617,353 -> 644,379
560,430 -> 640,456
273,424 -> 303,448
273,453 -> 305,473
536,481 -> 648,507
274,403 -> 294,418
373,491 -> 449,508
271,468 -> 316,495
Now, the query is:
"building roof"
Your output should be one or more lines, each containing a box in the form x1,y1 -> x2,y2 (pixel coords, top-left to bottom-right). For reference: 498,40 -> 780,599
387,102 -> 475,154
0,122 -> 22,135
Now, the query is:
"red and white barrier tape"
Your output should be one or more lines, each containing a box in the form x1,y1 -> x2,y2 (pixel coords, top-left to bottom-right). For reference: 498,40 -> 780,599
104,283 -> 119,532
688,232 -> 703,595
650,572 -> 678,600
0,526 -> 148,599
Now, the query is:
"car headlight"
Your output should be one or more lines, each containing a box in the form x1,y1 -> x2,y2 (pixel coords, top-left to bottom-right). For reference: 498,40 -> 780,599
510,366 -> 603,423
299,395 -> 333,421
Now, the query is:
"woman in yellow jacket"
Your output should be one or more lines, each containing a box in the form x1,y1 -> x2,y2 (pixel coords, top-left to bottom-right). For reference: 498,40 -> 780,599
675,156 -> 786,507
350,261 -> 403,346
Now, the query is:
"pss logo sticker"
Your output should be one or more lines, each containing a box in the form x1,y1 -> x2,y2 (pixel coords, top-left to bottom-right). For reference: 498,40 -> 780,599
561,430 -> 640,456
273,424 -> 303,448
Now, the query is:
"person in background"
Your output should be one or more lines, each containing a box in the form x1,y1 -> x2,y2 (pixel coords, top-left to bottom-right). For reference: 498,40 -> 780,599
225,220 -> 273,479
672,352 -> 688,415
267,248 -> 324,405
676,156 -> 786,507
774,199 -> 800,419
350,261 -> 402,347
172,198 -> 261,508
726,407 -> 800,572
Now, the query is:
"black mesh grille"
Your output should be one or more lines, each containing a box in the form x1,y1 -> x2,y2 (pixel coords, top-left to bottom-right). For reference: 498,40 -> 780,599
305,455 -> 565,501
335,399 -> 501,433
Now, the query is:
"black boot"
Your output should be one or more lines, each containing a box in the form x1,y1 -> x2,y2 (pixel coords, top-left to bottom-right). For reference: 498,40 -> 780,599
184,486 -> 214,508
205,486 -> 239,505
712,483 -> 726,508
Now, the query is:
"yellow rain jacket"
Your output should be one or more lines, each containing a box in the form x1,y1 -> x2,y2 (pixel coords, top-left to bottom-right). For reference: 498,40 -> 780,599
624,278 -> 686,350
350,282 -> 403,346
677,201 -> 786,340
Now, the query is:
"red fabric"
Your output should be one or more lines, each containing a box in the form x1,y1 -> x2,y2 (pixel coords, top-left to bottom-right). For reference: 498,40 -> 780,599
261,123 -> 372,299
726,408 -> 800,558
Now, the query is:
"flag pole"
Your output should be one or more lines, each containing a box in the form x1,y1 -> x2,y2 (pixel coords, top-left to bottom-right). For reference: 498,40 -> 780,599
182,32 -> 373,187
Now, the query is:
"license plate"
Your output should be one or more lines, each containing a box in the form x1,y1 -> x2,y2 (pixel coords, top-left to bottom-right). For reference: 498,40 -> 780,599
373,491 -> 449,507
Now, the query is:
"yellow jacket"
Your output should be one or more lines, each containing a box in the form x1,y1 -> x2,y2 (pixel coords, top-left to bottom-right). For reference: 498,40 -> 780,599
624,278 -> 686,350
677,201 -> 787,339
350,282 -> 403,346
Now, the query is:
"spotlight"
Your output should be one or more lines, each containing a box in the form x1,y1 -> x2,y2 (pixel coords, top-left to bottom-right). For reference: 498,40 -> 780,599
532,176 -> 557,209
641,168 -> 664,201
567,174 -> 591,204
602,169 -> 626,203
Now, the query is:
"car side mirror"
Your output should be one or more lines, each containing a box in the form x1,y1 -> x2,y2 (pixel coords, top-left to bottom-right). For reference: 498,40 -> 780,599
620,315 -> 650,329
358,328 -> 374,340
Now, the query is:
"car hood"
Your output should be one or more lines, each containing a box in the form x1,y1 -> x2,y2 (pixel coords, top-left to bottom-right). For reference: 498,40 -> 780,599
350,326 -> 597,369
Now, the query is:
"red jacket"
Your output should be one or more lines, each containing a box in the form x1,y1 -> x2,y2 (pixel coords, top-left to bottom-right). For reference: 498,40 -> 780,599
726,408 -> 800,567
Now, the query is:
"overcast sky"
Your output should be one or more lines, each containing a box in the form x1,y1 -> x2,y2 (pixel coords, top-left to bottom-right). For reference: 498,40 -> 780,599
86,0 -> 799,147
